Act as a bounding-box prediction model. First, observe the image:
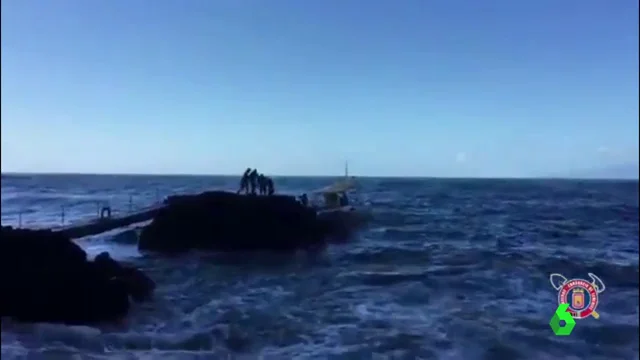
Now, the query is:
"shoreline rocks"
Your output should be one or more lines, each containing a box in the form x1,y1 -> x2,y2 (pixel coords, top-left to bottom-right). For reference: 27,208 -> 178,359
1,226 -> 154,325
139,191 -> 328,253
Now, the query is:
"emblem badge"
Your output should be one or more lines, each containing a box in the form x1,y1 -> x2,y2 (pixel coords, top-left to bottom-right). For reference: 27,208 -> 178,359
549,273 -> 605,319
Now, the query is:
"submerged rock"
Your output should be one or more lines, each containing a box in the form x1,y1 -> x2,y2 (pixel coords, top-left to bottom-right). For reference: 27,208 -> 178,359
111,228 -> 140,245
94,252 -> 156,302
0,226 -> 155,325
138,191 -> 327,253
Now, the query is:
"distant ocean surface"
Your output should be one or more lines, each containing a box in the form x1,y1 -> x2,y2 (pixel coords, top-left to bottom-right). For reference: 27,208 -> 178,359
1,174 -> 638,360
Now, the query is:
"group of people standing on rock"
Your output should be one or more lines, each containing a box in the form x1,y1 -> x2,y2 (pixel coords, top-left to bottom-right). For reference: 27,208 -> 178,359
238,168 -> 275,195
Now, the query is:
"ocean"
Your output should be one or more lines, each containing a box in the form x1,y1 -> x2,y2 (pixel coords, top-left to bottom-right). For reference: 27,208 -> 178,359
1,174 -> 638,360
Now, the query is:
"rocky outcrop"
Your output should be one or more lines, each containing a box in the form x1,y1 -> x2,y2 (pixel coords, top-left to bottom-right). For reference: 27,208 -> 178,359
138,191 -> 328,253
0,226 -> 155,325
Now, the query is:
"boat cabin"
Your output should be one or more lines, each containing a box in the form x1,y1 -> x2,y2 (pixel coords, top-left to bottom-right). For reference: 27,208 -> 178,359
322,191 -> 349,209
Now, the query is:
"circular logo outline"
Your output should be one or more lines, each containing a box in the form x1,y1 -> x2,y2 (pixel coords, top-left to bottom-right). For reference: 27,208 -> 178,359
557,279 -> 599,319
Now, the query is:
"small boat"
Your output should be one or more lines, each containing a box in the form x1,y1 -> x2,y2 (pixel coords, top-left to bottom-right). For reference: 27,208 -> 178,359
311,177 -> 359,214
307,163 -> 372,238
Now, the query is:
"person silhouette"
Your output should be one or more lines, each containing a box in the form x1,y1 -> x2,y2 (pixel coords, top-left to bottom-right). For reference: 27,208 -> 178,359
249,169 -> 259,195
266,177 -> 275,195
258,174 -> 267,195
237,168 -> 252,194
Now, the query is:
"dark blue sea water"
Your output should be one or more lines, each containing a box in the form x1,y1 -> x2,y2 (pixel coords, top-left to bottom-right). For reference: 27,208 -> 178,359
1,174 -> 638,359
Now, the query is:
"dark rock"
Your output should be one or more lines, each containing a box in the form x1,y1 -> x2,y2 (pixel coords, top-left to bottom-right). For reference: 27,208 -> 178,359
94,252 -> 155,302
0,226 -> 155,325
139,191 -> 327,253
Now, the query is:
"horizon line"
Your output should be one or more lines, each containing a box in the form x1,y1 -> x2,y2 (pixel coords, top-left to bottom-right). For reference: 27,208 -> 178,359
1,171 -> 638,181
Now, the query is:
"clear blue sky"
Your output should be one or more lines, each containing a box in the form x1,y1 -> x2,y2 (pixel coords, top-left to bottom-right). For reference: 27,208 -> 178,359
1,0 -> 638,177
